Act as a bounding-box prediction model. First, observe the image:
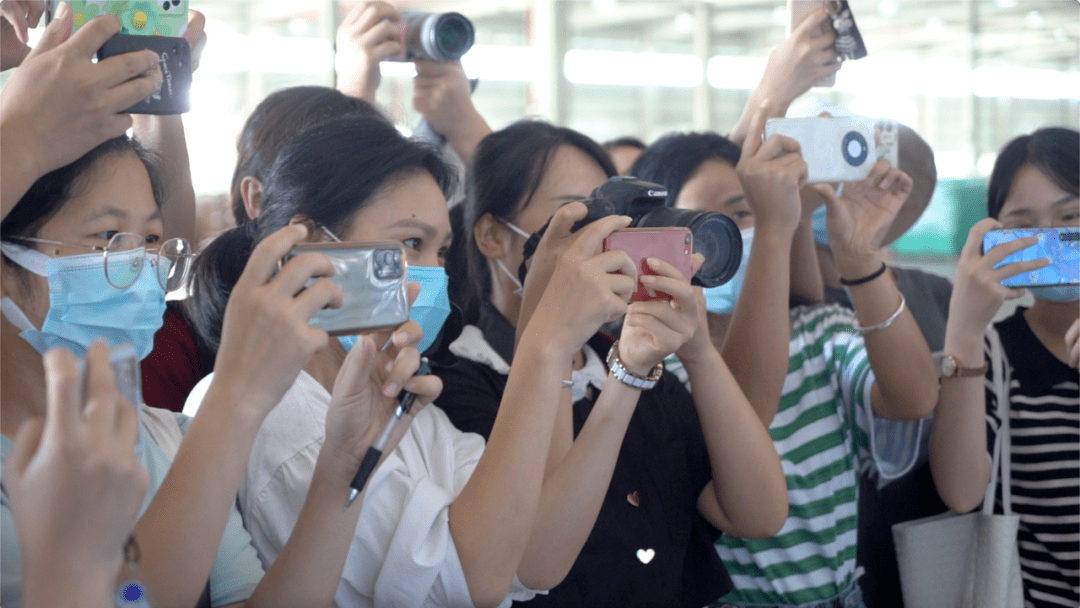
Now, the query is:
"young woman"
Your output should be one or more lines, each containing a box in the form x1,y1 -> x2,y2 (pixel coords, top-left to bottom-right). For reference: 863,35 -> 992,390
183,114 -> 681,607
1,133 -> 431,608
140,86 -> 389,412
437,119 -> 789,607
633,111 -> 939,608
930,127 -> 1079,608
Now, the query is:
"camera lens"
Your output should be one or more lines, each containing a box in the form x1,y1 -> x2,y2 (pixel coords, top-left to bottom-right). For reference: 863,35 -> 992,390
634,208 -> 742,288
431,13 -> 474,60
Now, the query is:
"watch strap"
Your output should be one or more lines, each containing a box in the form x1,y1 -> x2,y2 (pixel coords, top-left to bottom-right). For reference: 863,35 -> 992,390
606,340 -> 663,390
941,354 -> 989,378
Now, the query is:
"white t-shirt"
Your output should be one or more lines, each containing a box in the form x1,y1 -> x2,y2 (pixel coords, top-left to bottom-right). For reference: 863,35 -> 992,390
184,371 -> 540,608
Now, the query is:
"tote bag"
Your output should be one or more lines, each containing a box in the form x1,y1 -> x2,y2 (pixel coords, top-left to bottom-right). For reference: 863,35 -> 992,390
891,328 -> 1024,608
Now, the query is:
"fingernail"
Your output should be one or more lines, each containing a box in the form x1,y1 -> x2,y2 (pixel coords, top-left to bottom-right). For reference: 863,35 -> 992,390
640,275 -> 657,285
393,331 -> 408,347
383,382 -> 398,398
384,360 -> 393,374
646,257 -> 661,269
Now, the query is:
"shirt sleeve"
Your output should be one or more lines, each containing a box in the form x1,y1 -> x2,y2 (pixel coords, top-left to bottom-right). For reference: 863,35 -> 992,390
174,416 -> 265,606
983,331 -> 1002,456
827,309 -> 923,484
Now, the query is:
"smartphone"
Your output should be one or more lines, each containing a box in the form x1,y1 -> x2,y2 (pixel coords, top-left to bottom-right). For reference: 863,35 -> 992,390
45,0 -> 189,37
77,343 -> 144,454
285,242 -> 409,335
788,1 -> 866,88
603,228 -> 693,302
982,227 -> 1080,288
97,34 -> 191,115
764,116 -> 899,183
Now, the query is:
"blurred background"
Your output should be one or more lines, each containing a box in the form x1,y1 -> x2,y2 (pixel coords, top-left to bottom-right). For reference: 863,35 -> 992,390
3,0 -> 1078,282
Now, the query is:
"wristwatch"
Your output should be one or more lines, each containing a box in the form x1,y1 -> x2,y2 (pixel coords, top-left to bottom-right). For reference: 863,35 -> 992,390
606,340 -> 664,390
939,354 -> 989,379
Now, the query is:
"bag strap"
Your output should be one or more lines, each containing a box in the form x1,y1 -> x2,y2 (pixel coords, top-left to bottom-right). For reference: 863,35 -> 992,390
982,326 -> 1012,515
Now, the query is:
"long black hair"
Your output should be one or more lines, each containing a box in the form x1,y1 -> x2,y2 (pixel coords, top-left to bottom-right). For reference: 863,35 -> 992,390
450,120 -> 616,324
987,127 -> 1079,219
188,115 -> 455,351
229,86 -> 389,226
629,131 -> 741,208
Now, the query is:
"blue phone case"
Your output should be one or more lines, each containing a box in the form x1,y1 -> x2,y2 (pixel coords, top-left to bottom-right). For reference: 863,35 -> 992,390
982,227 -> 1080,288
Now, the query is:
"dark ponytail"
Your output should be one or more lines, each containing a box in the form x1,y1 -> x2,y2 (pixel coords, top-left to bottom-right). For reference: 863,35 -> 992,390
188,115 -> 454,352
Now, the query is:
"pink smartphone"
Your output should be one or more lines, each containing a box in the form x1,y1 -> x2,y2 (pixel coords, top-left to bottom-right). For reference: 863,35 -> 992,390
603,228 -> 693,302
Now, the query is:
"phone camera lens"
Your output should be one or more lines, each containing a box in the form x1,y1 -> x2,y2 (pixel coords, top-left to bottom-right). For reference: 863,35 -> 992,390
841,131 -> 868,167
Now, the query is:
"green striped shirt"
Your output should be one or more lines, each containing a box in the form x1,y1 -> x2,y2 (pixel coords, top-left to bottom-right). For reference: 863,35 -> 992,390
714,305 -> 878,606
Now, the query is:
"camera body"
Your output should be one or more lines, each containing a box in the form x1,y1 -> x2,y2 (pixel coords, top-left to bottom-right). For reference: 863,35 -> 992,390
386,12 -> 475,62
764,116 -> 898,183
285,242 -> 409,335
983,227 -> 1080,288
520,176 -> 743,288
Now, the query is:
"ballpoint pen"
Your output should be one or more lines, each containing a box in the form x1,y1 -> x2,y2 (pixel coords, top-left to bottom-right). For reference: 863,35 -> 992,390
344,357 -> 430,509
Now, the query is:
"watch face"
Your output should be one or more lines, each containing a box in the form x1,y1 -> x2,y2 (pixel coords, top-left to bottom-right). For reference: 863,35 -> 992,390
941,356 -> 957,377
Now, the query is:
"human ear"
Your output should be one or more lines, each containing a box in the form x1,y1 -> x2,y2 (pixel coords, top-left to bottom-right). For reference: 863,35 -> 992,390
474,214 -> 509,261
240,176 -> 264,220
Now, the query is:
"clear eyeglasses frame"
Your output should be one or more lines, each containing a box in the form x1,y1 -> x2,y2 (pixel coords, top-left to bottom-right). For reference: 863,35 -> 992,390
11,232 -> 194,292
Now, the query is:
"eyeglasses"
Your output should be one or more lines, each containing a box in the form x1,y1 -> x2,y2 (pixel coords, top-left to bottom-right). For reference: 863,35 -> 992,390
10,232 -> 193,292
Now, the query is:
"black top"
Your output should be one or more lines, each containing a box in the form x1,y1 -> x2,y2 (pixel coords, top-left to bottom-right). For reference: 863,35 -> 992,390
432,303 -> 732,607
985,307 -> 1079,608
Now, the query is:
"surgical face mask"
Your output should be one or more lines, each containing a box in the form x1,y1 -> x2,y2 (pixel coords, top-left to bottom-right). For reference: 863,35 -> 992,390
0,242 -> 165,360
1030,285 -> 1080,303
701,227 -> 754,315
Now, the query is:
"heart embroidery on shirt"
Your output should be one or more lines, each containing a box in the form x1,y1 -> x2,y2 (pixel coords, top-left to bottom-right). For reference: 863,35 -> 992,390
636,548 -> 655,564
627,491 -> 641,507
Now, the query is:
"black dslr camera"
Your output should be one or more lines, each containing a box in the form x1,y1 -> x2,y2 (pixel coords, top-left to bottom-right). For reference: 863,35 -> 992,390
519,176 -> 743,288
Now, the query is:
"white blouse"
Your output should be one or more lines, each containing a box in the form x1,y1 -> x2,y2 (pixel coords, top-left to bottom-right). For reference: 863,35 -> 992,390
184,371 -> 540,608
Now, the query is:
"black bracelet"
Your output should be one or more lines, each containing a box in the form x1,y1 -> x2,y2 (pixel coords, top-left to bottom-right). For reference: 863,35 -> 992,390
840,261 -> 887,286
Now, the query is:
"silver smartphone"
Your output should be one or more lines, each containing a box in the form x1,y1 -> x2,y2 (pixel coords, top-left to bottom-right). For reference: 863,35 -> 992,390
285,242 -> 409,336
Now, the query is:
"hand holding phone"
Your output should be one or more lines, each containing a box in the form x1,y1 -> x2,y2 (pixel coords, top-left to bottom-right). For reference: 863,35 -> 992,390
285,242 -> 410,335
603,228 -> 694,302
982,227 -> 1080,288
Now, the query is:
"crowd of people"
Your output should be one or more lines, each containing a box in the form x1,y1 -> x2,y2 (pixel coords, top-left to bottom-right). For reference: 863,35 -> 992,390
0,1 -> 1076,608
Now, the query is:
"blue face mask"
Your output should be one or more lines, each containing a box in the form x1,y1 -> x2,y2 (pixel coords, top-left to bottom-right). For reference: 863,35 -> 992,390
1030,285 -> 1080,303
701,227 -> 754,315
811,204 -> 830,247
339,264 -> 451,355
0,243 -> 165,360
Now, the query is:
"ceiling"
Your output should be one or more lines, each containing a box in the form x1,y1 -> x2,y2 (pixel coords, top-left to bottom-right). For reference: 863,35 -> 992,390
204,0 -> 1079,72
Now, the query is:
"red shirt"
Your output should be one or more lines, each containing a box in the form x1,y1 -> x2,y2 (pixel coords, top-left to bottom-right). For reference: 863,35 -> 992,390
141,305 -> 202,412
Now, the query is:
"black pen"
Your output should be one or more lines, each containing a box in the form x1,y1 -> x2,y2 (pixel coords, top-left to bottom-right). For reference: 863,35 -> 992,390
344,357 -> 430,509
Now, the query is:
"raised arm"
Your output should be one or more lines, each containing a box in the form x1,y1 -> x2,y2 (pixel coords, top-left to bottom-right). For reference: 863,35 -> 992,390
129,225 -> 343,608
813,160 -> 938,421
129,11 -> 206,246
728,7 -> 838,146
721,108 -> 807,426
929,219 -> 1045,513
451,212 -> 638,607
1,8 -> 160,219
335,1 -> 401,105
626,258 -> 789,539
412,60 -> 492,165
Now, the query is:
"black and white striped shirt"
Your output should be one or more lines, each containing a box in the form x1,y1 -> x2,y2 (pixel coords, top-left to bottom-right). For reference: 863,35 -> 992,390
986,308 -> 1079,608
